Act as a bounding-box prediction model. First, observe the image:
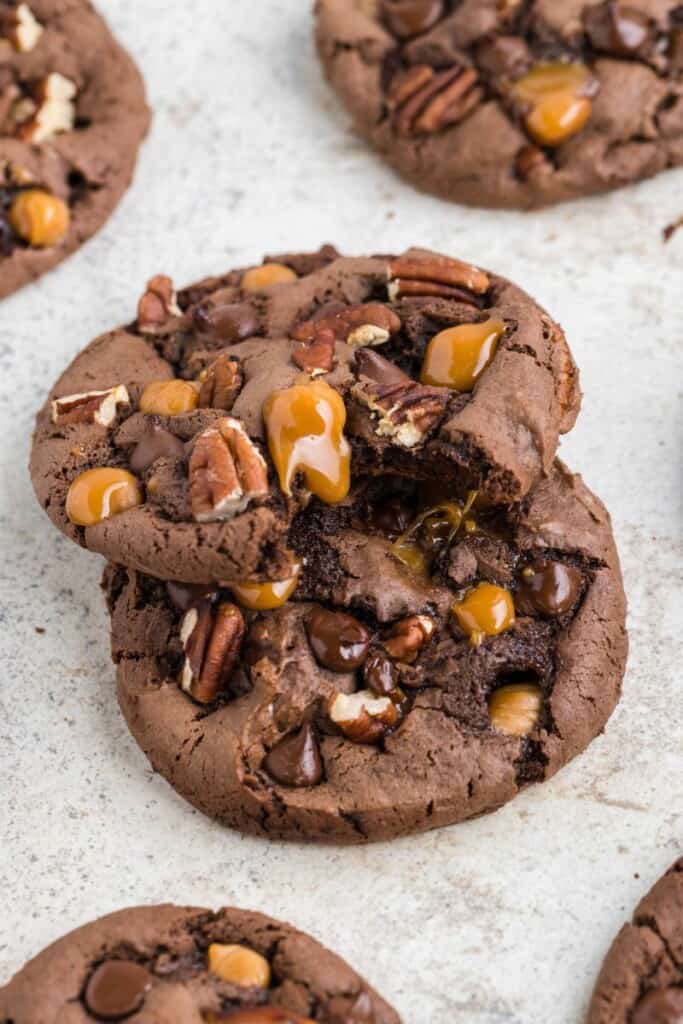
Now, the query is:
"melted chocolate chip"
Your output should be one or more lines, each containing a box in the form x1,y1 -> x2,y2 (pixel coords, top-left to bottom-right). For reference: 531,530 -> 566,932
364,650 -> 399,696
368,495 -> 414,539
193,300 -> 259,342
305,607 -> 372,672
130,420 -> 185,474
166,580 -> 216,612
516,559 -> 582,617
476,35 -> 533,79
381,0 -> 444,38
83,960 -> 151,1021
632,988 -> 683,1024
583,1 -> 653,57
355,348 -> 410,385
263,723 -> 324,787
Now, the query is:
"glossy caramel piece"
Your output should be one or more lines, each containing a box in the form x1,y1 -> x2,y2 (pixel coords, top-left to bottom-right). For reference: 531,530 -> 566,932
421,317 -> 505,392
241,262 -> 297,291
453,582 -> 515,644
263,380 -> 350,504
488,682 -> 542,737
231,563 -> 301,610
66,468 -> 142,526
513,63 -> 594,146
207,944 -> 271,988
139,379 -> 199,417
9,189 -> 70,247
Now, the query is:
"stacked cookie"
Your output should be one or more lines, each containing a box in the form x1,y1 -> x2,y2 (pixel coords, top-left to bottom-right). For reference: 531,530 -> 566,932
30,243 -> 628,843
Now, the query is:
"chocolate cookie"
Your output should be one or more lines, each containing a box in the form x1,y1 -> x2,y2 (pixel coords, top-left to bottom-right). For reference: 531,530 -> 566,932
31,245 -> 579,584
587,859 -> 683,1024
0,0 -> 150,298
314,0 -> 683,208
104,459 -> 627,843
0,904 -> 400,1023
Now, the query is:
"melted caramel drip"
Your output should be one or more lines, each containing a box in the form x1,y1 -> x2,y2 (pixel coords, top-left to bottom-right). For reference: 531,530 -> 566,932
263,380 -> 350,504
421,318 -> 505,392
452,582 -> 515,646
231,563 -> 301,611
66,468 -> 142,526
513,63 -> 594,146
392,492 -> 478,575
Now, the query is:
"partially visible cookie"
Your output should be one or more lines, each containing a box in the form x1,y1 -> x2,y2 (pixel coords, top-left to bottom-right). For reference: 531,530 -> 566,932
104,460 -> 627,843
0,0 -> 150,298
0,904 -> 401,1023
587,859 -> 683,1024
31,245 -> 579,584
315,0 -> 683,208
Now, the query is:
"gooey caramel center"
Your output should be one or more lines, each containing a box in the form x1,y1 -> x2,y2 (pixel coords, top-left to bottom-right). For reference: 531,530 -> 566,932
263,380 -> 350,504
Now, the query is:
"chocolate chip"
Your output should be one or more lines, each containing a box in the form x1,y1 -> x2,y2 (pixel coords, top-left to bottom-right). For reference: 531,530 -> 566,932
516,559 -> 582,617
476,35 -> 532,79
583,1 -> 653,57
368,495 -> 414,539
263,723 -> 324,787
364,650 -> 399,696
83,961 -> 151,1021
166,580 -> 215,612
355,348 -> 410,385
305,607 -> 372,672
193,300 -> 259,342
381,0 -> 444,38
632,987 -> 683,1024
130,419 -> 185,474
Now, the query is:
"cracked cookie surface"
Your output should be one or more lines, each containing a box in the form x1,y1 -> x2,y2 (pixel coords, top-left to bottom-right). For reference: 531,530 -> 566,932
104,459 -> 627,844
0,0 -> 149,298
587,859 -> 683,1024
0,904 -> 401,1023
31,245 -> 579,584
314,0 -> 683,208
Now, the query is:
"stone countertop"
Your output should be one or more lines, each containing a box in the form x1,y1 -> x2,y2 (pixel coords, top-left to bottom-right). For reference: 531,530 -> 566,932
0,2 -> 682,1022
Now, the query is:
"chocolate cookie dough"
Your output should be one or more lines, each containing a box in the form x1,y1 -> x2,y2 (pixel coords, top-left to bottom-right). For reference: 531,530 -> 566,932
315,0 -> 683,208
104,459 -> 627,843
0,904 -> 400,1023
0,0 -> 149,298
587,859 -> 683,1024
31,245 -> 579,584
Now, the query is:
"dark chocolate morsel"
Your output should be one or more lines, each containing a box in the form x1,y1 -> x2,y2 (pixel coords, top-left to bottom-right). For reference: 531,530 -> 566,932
263,723 -> 324,788
476,35 -> 533,79
364,650 -> 399,696
354,348 -> 410,385
130,420 -> 185,474
583,1 -> 653,57
516,559 -> 582,617
305,607 -> 372,672
381,0 -> 444,38
193,300 -> 259,342
166,580 -> 216,612
632,988 -> 683,1024
368,495 -> 414,539
83,961 -> 151,1021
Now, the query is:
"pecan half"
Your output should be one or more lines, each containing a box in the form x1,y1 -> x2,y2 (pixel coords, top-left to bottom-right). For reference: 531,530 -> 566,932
388,63 -> 484,137
180,600 -> 245,704
383,614 -> 435,663
51,385 -> 130,427
387,253 -> 489,305
189,417 -> 269,522
328,690 -> 399,744
0,3 -> 43,52
353,378 -> 449,448
198,354 -> 243,410
293,302 -> 401,348
137,275 -> 182,333
16,73 -> 76,143
292,325 -> 336,376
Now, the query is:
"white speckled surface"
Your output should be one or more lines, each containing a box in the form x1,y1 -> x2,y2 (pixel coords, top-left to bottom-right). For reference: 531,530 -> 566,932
1,2 -> 682,1021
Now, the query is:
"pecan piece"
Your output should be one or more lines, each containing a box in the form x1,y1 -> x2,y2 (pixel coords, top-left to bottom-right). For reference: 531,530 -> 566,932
16,73 -> 76,143
292,325 -> 336,376
328,690 -> 399,744
388,63 -> 484,137
0,3 -> 42,52
198,354 -> 243,410
189,417 -> 269,522
293,302 -> 401,348
51,385 -> 130,427
180,600 -> 245,704
137,275 -> 182,333
383,614 -> 435,663
353,377 -> 449,448
387,254 -> 490,305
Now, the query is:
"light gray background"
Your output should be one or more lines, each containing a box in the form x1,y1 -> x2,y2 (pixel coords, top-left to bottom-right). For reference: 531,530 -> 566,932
1,3 -> 682,1021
